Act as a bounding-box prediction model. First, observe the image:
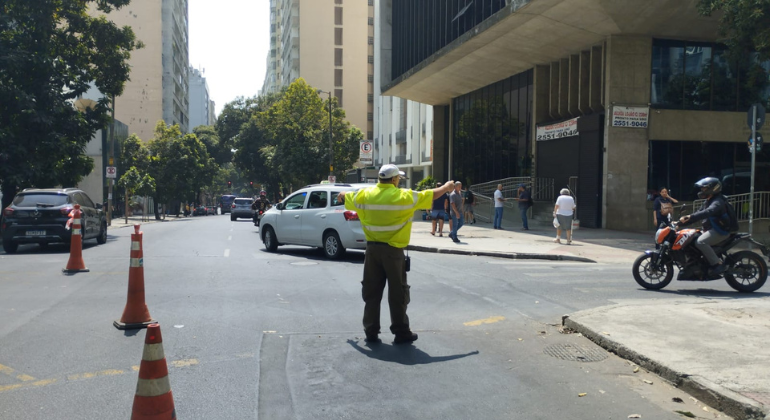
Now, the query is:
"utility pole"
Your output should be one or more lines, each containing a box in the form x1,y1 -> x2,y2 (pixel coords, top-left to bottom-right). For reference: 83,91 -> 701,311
108,95 -> 115,226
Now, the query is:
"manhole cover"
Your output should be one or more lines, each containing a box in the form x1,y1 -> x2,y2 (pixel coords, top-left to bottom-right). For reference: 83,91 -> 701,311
543,344 -> 607,362
290,262 -> 318,266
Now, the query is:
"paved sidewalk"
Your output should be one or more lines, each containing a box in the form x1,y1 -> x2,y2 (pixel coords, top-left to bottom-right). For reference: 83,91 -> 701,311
408,218 -> 652,264
107,214 -> 201,228
565,297 -> 770,420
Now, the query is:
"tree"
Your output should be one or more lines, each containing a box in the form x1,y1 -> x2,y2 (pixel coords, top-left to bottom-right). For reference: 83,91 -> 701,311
0,0 -> 142,209
193,125 -> 228,166
259,78 -> 362,188
147,122 -> 216,219
215,96 -> 260,160
698,0 -> 770,62
117,166 -> 155,223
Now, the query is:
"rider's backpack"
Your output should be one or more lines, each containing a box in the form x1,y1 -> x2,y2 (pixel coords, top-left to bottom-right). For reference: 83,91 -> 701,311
723,197 -> 740,233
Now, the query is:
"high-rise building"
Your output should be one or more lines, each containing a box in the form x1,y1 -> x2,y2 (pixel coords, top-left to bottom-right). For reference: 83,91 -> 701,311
99,0 -> 189,141
372,0 -> 432,187
188,67 -> 212,131
261,0 -> 373,142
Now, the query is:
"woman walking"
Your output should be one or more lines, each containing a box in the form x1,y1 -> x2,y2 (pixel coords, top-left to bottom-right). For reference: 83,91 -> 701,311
553,188 -> 576,244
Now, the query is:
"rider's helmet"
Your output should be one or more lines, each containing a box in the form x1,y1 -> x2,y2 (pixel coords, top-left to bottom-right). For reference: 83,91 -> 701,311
695,177 -> 722,199
260,190 -> 266,197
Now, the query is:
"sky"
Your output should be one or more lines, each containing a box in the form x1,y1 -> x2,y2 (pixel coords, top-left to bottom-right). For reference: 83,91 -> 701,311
188,0 -> 270,117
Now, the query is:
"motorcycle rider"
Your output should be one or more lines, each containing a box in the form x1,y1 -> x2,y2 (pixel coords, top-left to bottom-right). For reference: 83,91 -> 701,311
678,177 -> 731,276
252,190 -> 271,225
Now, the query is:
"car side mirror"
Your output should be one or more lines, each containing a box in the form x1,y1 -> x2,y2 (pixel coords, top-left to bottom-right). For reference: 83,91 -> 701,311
276,203 -> 284,210
95,203 -> 103,210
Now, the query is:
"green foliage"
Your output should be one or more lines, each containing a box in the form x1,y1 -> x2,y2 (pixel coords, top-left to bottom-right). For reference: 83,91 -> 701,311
0,0 -> 141,208
146,121 -> 216,216
118,166 -> 154,197
193,125 -> 228,166
698,0 -> 770,62
415,176 -> 437,191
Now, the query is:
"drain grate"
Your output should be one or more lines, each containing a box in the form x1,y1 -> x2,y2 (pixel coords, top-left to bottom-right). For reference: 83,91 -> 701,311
543,343 -> 608,362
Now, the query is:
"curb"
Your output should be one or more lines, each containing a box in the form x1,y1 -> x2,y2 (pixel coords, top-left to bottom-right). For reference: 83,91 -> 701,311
110,217 -> 192,228
563,316 -> 768,420
406,245 -> 597,263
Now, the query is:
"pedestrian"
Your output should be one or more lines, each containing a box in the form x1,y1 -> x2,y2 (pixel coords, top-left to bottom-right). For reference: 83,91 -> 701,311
449,181 -> 464,243
514,183 -> 531,230
493,184 -> 505,229
653,187 -> 678,229
430,182 -> 448,237
339,165 -> 454,345
464,188 -> 476,224
553,188 -> 576,244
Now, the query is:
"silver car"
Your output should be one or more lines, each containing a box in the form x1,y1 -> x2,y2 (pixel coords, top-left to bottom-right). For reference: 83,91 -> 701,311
259,184 -> 367,259
230,198 -> 255,221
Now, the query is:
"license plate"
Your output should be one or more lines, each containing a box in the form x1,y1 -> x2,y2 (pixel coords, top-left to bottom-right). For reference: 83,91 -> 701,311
26,230 -> 45,236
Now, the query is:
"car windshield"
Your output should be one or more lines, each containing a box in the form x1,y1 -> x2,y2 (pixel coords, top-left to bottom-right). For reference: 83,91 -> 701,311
234,199 -> 252,205
12,193 -> 70,207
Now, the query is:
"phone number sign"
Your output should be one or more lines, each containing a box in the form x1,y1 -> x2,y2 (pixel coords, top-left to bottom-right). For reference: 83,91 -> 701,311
612,106 -> 649,128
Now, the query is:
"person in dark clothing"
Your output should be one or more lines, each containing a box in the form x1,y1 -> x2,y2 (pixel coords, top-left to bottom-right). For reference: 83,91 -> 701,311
463,189 -> 475,224
653,188 -> 678,228
679,177 -> 731,276
513,184 -> 531,230
430,182 -> 448,237
252,191 -> 271,225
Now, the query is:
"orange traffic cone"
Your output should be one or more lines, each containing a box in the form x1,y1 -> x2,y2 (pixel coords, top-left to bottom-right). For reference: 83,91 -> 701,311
62,204 -> 89,274
114,225 -> 155,330
131,323 -> 176,420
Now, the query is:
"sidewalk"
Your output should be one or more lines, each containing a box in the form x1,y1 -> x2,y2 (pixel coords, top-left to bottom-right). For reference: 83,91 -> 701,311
408,219 -> 769,419
107,214 -> 197,228
407,218 -> 652,264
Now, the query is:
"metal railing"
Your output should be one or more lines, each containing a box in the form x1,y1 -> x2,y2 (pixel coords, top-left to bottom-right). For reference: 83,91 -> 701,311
692,191 -> 770,221
470,177 -> 554,201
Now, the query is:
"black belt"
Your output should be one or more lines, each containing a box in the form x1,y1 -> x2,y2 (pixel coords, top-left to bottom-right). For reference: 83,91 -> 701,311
367,241 -> 390,246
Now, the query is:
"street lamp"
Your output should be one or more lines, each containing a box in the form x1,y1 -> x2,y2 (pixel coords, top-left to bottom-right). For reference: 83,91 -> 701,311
317,90 -> 333,179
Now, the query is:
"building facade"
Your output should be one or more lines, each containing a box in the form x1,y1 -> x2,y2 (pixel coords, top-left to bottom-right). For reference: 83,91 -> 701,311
99,0 -> 189,141
261,0 -> 374,142
188,67 -> 212,131
379,0 -> 770,230
372,0 -> 433,187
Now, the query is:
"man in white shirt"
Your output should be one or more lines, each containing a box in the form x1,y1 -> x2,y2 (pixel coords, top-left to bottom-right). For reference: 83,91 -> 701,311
493,184 -> 505,229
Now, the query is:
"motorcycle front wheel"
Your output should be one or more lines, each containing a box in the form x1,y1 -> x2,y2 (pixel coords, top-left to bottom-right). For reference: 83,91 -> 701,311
724,251 -> 768,293
632,253 -> 674,290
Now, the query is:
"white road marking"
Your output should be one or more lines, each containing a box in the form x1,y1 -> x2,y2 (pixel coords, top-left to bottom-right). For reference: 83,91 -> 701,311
224,249 -> 230,258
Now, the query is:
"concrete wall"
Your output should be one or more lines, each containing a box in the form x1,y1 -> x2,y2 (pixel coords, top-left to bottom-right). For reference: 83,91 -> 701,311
105,1 -> 164,142
603,35 -> 652,230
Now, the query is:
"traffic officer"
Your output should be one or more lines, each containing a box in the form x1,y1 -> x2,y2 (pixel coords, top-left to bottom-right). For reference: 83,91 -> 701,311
338,164 -> 455,344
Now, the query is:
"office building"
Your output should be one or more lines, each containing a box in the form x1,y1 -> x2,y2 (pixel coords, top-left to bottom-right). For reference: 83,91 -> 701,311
188,67 -> 213,131
378,0 -> 770,230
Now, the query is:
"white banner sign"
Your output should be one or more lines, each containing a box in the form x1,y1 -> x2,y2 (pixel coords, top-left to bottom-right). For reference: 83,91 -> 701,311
359,141 -> 373,164
536,118 -> 579,141
612,106 -> 649,128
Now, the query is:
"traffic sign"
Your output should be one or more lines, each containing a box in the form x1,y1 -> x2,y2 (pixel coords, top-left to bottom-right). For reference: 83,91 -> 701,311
106,166 -> 117,179
748,103 -> 765,130
328,175 -> 336,184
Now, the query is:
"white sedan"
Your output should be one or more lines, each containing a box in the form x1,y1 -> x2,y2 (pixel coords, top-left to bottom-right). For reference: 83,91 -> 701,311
259,184 -> 367,259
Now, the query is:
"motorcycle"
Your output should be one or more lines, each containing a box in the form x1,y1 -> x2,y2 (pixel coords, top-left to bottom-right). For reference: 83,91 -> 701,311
633,205 -> 769,292
254,209 -> 264,227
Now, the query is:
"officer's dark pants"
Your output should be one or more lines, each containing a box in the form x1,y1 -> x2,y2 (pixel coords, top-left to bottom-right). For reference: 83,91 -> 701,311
362,242 -> 410,337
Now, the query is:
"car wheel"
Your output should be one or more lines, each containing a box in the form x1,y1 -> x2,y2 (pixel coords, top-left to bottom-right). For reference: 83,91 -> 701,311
96,222 -> 107,244
230,215 -> 236,221
2,238 -> 18,254
323,231 -> 345,259
263,226 -> 278,252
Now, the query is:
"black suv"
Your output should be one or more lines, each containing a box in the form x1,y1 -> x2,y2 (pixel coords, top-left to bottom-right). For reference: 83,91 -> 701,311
1,188 -> 107,253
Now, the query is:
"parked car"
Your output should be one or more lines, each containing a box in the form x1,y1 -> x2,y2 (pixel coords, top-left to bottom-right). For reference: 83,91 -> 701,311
231,198 -> 255,221
193,205 -> 207,216
206,206 -> 217,215
1,188 -> 107,253
259,184 -> 367,259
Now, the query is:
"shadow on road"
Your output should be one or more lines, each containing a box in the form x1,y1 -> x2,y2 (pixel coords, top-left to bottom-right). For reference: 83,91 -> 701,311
649,287 -> 770,299
346,339 -> 478,365
257,247 -> 365,263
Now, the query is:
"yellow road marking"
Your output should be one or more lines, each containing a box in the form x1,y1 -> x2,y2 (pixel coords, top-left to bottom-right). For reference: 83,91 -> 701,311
0,363 -> 36,381
0,359 -> 200,394
170,359 -> 198,368
67,369 -> 124,381
463,316 -> 506,326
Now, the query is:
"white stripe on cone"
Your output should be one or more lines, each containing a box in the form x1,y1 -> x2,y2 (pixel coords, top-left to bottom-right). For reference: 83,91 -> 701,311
135,377 -> 172,397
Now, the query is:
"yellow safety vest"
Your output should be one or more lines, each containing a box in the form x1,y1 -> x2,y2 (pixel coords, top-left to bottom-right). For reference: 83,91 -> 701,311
344,183 -> 434,248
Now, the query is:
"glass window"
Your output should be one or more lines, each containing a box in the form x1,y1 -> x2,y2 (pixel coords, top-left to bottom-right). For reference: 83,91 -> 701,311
12,193 -> 70,207
683,44 -> 712,110
283,192 -> 307,210
651,40 -> 684,109
711,47 -> 738,111
308,191 -> 328,208
331,191 -> 345,206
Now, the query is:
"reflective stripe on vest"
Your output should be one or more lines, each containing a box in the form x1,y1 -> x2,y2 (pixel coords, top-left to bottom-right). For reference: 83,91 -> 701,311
360,220 -> 409,232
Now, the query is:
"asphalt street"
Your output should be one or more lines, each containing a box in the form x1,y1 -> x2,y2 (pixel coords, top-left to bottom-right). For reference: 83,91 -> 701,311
0,215 -> 733,419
